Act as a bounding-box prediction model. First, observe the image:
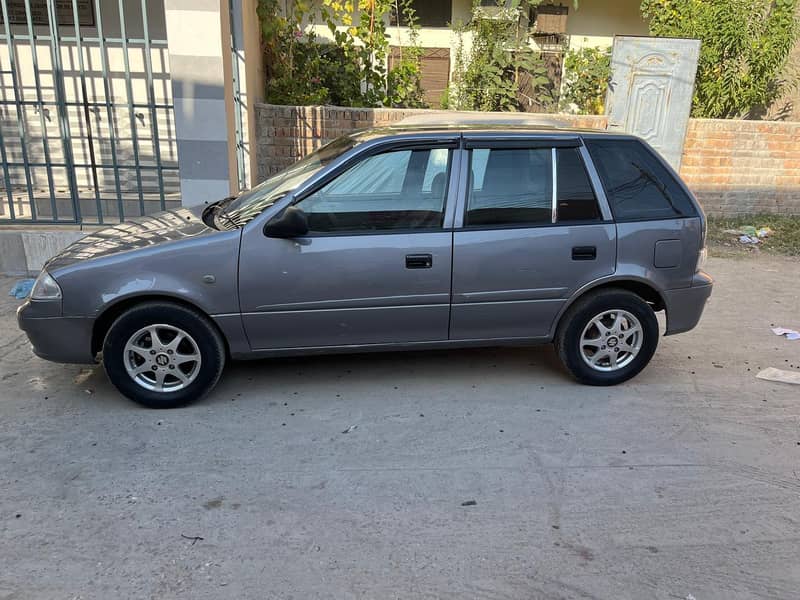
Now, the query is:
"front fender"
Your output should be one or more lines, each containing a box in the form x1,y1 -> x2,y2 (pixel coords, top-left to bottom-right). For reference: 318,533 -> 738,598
53,229 -> 242,319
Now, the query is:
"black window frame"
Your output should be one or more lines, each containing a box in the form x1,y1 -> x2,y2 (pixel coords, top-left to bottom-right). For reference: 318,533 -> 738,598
458,138 -> 607,231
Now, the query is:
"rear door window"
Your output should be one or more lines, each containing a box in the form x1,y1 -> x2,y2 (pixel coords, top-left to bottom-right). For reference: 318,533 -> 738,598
585,138 -> 697,221
465,145 -> 604,227
466,148 -> 553,226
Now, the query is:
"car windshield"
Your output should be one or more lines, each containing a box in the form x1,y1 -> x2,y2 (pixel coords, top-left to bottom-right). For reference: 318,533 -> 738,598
219,136 -> 358,227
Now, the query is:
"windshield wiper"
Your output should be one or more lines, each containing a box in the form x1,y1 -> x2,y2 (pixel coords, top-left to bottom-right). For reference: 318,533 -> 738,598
202,196 -> 242,230
213,204 -> 241,229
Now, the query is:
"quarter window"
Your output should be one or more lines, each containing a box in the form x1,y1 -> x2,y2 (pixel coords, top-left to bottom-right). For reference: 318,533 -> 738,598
556,147 -> 601,222
297,148 -> 451,233
585,138 -> 698,220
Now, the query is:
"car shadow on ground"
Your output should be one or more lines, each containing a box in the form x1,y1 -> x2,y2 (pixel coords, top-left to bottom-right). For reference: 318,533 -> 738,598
64,344 -> 570,410
212,344 -> 569,399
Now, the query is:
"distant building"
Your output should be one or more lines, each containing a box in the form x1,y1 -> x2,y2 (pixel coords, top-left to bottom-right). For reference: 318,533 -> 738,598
306,0 -> 649,107
0,0 -> 263,225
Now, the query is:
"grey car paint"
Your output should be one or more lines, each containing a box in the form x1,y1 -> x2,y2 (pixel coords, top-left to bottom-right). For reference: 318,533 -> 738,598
19,206 -> 246,362
17,126 -> 712,366
237,136 -> 462,351
239,231 -> 454,349
450,223 -> 616,340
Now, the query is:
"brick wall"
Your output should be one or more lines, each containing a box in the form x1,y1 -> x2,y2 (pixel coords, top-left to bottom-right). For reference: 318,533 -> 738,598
680,119 -> 800,216
255,103 -> 800,216
255,105 -> 431,179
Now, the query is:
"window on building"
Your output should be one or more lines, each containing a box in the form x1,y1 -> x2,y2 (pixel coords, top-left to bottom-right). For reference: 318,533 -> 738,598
297,148 -> 452,232
390,0 -> 452,27
585,139 -> 697,221
0,0 -> 95,26
389,47 -> 451,106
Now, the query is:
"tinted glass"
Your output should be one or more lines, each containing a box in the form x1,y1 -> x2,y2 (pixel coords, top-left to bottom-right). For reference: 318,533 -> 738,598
466,148 -> 552,226
556,148 -> 600,222
297,148 -> 450,233
585,138 -> 697,221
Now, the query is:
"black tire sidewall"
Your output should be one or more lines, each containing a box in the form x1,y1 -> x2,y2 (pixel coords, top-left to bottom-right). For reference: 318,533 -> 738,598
102,303 -> 225,408
558,291 -> 659,386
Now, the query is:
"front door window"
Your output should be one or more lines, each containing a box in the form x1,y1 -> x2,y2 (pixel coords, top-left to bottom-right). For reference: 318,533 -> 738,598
297,147 -> 451,233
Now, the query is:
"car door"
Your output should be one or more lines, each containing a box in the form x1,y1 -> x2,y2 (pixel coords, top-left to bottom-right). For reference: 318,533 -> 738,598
449,137 -> 617,340
238,139 -> 458,350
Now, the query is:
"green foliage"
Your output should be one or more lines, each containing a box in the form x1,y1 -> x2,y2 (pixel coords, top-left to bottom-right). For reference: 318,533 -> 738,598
707,214 -> 800,257
560,46 -> 610,115
257,0 -> 426,108
386,0 -> 427,108
445,0 -> 556,112
641,0 -> 800,119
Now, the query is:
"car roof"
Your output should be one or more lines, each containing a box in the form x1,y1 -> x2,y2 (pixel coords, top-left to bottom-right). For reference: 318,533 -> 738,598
348,113 -> 632,141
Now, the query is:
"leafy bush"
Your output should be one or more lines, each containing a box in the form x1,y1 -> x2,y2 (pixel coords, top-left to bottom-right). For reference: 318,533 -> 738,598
258,0 -> 426,108
641,0 -> 800,119
385,0 -> 427,108
446,1 -> 556,112
560,46 -> 610,115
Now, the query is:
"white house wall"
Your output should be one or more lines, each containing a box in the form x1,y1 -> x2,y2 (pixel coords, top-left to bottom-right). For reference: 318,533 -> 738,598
302,0 -> 649,92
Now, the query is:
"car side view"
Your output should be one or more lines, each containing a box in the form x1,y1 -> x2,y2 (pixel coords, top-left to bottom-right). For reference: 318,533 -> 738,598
17,123 -> 713,408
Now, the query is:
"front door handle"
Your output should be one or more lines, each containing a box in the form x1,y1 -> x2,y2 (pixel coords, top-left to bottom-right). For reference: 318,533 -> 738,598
406,253 -> 432,269
572,246 -> 597,261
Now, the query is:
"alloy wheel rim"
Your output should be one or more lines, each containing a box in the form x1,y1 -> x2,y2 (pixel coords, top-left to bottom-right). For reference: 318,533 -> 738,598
579,309 -> 643,372
123,324 -> 201,392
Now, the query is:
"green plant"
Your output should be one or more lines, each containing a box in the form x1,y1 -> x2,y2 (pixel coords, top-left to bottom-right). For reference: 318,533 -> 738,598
560,46 -> 610,115
446,0 -> 556,112
641,0 -> 800,119
258,0 -> 327,105
257,0 -> 426,108
386,0 -> 427,108
707,214 -> 800,256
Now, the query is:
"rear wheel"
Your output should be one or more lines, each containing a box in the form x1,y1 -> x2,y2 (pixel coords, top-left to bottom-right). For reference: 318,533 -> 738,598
102,302 -> 226,408
556,289 -> 659,385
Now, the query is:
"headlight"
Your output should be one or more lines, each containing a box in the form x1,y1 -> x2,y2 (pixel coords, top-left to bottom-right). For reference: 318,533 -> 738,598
30,270 -> 62,300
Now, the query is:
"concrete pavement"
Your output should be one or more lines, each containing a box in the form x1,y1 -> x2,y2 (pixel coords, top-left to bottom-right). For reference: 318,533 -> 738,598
1,256 -> 800,599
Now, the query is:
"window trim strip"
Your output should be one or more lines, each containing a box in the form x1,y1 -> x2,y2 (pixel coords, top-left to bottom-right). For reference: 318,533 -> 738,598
551,147 -> 558,224
577,142 -> 614,221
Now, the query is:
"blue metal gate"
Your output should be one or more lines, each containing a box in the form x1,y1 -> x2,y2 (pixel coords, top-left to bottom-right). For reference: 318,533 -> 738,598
0,0 -> 179,224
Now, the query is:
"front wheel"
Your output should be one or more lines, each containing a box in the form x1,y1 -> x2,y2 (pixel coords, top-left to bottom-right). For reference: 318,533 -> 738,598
555,289 -> 659,386
102,302 -> 226,408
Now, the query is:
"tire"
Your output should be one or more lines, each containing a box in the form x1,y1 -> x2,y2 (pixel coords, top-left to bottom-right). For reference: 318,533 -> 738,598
102,302 -> 226,408
555,288 -> 659,386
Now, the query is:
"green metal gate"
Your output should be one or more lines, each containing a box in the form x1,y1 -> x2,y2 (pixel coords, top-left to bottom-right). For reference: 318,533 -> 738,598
0,0 -> 179,224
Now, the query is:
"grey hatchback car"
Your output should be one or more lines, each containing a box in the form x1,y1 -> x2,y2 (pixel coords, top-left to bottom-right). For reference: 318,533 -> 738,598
18,124 -> 712,408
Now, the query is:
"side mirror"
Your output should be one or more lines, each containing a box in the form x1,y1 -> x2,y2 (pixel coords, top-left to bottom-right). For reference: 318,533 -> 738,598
263,206 -> 309,238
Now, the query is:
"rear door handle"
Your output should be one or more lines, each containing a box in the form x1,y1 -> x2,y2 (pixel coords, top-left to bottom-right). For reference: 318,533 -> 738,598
406,253 -> 433,269
572,246 -> 596,261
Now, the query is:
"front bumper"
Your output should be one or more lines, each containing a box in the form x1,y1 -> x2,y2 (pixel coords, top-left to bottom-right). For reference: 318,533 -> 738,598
663,271 -> 713,336
17,301 -> 96,364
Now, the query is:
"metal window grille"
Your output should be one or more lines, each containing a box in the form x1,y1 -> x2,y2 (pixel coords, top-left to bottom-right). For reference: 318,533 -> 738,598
0,0 -> 179,224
